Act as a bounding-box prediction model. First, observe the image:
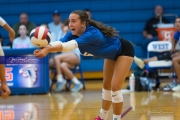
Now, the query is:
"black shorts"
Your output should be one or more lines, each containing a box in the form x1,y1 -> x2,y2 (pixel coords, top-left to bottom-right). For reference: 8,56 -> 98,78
119,38 -> 134,58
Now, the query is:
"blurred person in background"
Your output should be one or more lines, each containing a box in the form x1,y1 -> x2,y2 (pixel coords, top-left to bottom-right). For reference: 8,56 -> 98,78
172,52 -> 180,92
13,12 -> 36,38
141,5 -> 170,52
48,10 -> 63,42
84,8 -> 94,20
12,24 -> 34,49
134,17 -> 180,91
57,19 -> 69,40
49,19 -> 82,92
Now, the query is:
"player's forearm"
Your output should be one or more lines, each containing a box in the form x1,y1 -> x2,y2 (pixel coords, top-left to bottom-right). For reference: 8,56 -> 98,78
3,24 -> 14,34
46,43 -> 63,53
49,40 -> 78,52
0,17 -> 14,33
143,31 -> 148,38
0,64 -> 7,84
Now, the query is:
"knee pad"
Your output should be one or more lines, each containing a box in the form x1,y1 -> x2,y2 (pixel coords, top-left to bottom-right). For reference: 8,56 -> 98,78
102,89 -> 111,101
157,52 -> 172,60
111,90 -> 123,103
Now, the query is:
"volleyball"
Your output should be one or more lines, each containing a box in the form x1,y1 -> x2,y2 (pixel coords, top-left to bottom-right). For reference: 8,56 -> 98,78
30,26 -> 52,47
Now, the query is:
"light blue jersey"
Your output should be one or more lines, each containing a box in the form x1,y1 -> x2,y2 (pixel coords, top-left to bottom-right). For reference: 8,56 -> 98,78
60,25 -> 122,60
174,31 -> 180,50
174,31 -> 180,41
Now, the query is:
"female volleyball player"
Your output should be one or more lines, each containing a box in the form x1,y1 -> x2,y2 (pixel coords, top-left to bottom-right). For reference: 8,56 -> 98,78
0,16 -> 15,99
34,10 -> 134,120
172,52 -> 180,92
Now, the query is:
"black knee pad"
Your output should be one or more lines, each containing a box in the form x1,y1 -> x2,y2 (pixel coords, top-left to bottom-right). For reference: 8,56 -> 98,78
157,52 -> 172,60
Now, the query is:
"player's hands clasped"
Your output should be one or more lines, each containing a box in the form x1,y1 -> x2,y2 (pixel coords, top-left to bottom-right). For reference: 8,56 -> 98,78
0,83 -> 11,99
34,47 -> 49,58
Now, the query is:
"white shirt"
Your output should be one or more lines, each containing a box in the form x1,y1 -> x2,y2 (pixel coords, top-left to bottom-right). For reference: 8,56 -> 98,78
12,36 -> 35,49
48,22 -> 63,41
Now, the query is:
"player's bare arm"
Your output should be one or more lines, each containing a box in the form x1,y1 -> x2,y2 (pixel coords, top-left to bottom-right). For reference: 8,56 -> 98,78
0,17 -> 15,41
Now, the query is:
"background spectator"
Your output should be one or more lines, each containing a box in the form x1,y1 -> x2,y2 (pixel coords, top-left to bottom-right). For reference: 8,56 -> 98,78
57,19 -> 69,40
48,10 -> 63,41
13,12 -> 36,38
141,5 -> 170,52
12,24 -> 34,49
84,8 -> 93,19
49,20 -> 82,92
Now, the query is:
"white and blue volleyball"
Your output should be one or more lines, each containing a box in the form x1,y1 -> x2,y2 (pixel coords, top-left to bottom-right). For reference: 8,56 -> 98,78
30,26 -> 52,47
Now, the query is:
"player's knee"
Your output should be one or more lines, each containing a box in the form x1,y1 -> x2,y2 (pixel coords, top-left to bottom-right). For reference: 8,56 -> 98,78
60,62 -> 68,69
172,57 -> 178,64
111,83 -> 122,91
102,88 -> 111,101
54,55 -> 62,61
111,90 -> 123,103
103,81 -> 111,90
172,58 -> 176,63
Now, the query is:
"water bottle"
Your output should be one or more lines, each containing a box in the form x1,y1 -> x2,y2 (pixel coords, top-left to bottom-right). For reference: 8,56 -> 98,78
129,73 -> 135,92
130,92 -> 136,111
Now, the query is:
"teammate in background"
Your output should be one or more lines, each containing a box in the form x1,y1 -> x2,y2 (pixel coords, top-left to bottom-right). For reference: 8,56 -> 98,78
134,17 -> 180,91
34,10 -> 134,120
171,17 -> 180,92
172,52 -> 180,92
53,19 -> 82,92
134,17 -> 180,69
0,16 -> 15,99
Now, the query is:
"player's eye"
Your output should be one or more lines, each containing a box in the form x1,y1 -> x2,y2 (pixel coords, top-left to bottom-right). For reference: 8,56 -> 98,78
72,20 -> 76,23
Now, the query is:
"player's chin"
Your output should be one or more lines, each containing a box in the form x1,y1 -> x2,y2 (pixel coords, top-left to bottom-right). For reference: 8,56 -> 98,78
71,30 -> 77,35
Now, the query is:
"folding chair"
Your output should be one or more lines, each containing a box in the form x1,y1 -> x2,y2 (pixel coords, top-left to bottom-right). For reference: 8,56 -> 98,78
146,41 -> 172,69
145,41 -> 174,90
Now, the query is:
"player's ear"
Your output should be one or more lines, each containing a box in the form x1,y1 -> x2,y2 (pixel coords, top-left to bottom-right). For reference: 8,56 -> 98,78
81,21 -> 86,28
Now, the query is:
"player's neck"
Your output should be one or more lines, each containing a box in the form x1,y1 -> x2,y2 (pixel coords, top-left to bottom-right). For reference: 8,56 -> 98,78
20,35 -> 27,40
77,26 -> 86,37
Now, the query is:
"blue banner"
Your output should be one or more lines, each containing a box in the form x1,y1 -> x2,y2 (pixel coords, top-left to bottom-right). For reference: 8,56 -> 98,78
2,56 -> 44,88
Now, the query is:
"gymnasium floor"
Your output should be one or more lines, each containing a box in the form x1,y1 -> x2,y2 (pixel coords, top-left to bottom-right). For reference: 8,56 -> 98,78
0,80 -> 180,120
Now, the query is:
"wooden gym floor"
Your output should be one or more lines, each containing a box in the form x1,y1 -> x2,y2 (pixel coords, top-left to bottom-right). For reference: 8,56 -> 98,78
0,80 -> 180,120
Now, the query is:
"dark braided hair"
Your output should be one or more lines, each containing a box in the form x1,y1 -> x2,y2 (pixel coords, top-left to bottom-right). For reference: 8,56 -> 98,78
71,10 -> 119,37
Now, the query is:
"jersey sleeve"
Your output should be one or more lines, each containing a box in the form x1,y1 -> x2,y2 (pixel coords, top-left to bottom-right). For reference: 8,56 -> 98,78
174,31 -> 179,41
74,31 -> 98,45
0,33 -> 2,38
60,31 -> 75,42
